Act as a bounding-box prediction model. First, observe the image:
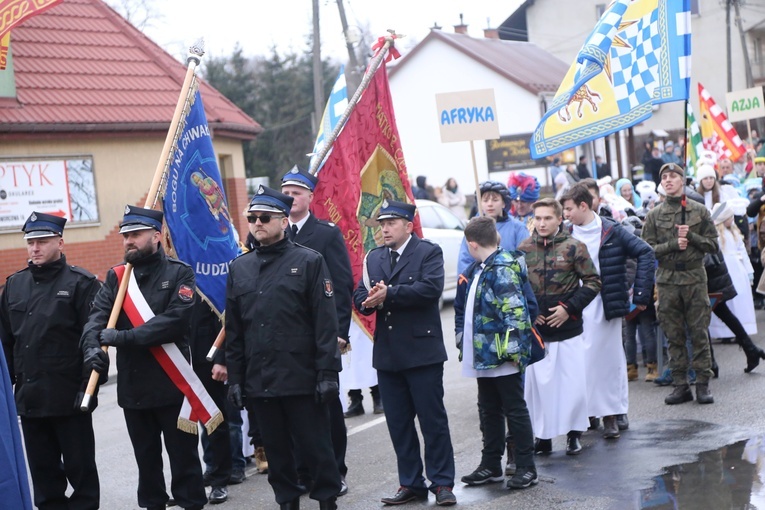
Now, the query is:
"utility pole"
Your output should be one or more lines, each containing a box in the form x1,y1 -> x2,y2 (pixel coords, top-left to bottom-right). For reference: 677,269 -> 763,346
312,0 -> 323,138
336,0 -> 361,96
733,0 -> 754,88
726,0 -> 732,92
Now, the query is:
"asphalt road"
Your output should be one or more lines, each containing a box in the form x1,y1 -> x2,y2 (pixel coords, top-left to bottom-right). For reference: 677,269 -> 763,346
85,305 -> 765,509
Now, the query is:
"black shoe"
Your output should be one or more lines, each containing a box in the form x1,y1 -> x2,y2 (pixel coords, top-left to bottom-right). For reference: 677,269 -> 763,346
587,416 -> 601,431
505,440 -> 516,476
209,486 -> 228,504
435,486 -> 456,506
279,498 -> 300,510
381,486 -> 427,505
460,466 -> 504,486
534,438 -> 552,455
712,360 -> 719,378
616,414 -> 629,431
665,384 -> 693,405
228,468 -> 245,485
203,470 -> 212,487
566,432 -> 582,455
720,337 -> 735,344
373,397 -> 384,414
338,476 -> 348,497
696,383 -> 714,404
740,336 -> 765,373
506,466 -> 539,490
343,398 -> 365,418
602,415 -> 620,439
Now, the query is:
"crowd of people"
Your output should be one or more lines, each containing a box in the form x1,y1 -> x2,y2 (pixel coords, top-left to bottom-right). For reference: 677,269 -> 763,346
4,151 -> 765,510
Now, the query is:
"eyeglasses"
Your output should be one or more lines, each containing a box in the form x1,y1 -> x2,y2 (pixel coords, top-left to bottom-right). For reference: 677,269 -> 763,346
247,214 -> 282,224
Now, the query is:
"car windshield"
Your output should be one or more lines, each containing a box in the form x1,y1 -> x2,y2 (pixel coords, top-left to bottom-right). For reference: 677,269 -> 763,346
418,205 -> 443,229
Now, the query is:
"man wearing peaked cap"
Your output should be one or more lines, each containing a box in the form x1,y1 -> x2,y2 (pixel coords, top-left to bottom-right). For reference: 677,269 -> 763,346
80,204 -> 207,510
281,167 -> 355,495
354,199 -> 457,506
0,212 -> 103,509
227,184 -> 343,509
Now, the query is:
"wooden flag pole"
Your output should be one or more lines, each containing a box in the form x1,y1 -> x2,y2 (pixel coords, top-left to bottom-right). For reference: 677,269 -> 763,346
80,40 -> 206,411
470,141 -> 483,216
308,31 -> 399,176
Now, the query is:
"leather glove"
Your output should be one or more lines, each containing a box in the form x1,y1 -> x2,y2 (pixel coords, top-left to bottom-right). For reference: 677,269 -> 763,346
315,370 -> 339,404
99,328 -> 121,347
228,384 -> 244,410
83,347 -> 109,374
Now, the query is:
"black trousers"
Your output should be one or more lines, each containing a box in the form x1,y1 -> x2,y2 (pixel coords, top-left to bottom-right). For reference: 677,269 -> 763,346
123,405 -> 207,510
476,374 -> 535,471
195,365 -> 232,487
377,363 -> 455,494
296,395 -> 348,481
249,395 -> 341,504
20,414 -> 99,510
713,301 -> 749,339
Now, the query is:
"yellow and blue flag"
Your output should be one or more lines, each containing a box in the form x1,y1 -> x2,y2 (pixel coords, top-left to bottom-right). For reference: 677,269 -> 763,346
311,66 -> 349,174
530,0 -> 691,158
162,90 -> 238,316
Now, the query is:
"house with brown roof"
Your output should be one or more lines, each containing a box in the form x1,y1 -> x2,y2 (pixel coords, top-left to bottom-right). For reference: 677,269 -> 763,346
0,0 -> 261,280
387,26 -> 568,193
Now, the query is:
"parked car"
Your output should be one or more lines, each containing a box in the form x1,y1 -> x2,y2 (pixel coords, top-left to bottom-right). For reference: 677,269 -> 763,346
415,199 -> 466,303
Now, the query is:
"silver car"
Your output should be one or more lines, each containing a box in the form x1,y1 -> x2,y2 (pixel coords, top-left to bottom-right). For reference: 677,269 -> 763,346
415,199 -> 466,303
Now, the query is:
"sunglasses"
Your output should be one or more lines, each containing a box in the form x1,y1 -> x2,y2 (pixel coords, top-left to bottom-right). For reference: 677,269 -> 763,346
247,213 -> 283,224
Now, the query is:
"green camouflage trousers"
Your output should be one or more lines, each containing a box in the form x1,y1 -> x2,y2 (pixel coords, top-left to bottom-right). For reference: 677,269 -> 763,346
656,282 -> 713,384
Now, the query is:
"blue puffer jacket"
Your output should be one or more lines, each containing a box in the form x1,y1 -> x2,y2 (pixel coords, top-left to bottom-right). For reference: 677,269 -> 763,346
588,216 -> 655,320
454,249 -> 535,372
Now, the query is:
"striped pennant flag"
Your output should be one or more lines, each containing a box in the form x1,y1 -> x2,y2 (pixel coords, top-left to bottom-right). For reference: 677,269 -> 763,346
311,66 -> 349,174
686,102 -> 704,173
698,82 -> 745,162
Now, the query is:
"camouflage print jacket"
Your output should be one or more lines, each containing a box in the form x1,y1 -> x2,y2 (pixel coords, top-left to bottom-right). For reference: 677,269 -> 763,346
454,249 -> 535,372
641,195 -> 718,285
518,228 -> 601,342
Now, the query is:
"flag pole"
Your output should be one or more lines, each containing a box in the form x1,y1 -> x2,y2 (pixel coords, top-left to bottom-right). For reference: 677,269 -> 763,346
308,32 -> 399,176
80,40 -> 206,411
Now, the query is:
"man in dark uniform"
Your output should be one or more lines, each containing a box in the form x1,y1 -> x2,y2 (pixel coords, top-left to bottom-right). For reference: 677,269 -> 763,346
191,300 -> 232,504
353,200 -> 457,507
0,212 -> 104,510
80,206 -> 207,510
226,186 -> 342,510
281,165 -> 353,496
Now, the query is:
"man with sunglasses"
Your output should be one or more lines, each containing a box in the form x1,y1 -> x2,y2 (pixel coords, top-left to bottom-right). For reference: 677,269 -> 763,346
281,166 -> 354,496
226,185 -> 342,510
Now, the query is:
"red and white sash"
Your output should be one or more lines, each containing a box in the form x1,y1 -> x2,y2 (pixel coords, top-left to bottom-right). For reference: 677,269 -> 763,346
114,265 -> 222,435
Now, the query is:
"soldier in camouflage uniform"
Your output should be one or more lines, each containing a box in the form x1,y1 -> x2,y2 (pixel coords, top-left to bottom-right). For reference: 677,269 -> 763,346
642,163 -> 719,405
518,198 -> 601,456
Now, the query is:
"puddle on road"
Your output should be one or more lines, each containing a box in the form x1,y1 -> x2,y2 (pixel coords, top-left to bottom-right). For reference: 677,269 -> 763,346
637,437 -> 765,509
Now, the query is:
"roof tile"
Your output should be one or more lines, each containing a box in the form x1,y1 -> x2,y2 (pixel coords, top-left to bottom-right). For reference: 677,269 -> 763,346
0,0 -> 261,136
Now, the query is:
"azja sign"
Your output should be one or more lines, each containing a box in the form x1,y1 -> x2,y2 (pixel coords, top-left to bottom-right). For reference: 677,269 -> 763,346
726,87 -> 765,122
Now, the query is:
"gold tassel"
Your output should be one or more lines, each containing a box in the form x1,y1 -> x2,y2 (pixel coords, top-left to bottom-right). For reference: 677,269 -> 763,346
177,417 -> 199,435
204,412 -> 224,435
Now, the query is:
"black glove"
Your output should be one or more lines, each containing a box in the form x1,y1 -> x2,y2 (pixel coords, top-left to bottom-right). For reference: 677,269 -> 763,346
228,384 -> 244,410
315,370 -> 339,404
83,347 -> 109,374
99,328 -> 121,347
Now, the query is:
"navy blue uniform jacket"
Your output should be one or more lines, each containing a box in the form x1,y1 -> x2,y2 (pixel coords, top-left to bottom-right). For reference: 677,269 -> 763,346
353,234 -> 447,372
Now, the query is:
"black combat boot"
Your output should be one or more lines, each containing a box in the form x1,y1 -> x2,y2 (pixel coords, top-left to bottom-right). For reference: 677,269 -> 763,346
279,498 -> 299,510
664,384 -> 693,405
343,389 -> 364,418
695,383 -> 714,404
371,384 -> 384,414
738,336 -> 765,373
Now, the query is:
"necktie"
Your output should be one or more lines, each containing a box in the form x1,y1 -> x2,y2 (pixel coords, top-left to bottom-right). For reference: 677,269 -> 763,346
390,251 -> 399,272
291,224 -> 299,240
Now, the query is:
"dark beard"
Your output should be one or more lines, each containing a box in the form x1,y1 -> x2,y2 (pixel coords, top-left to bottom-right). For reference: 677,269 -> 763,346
124,243 -> 156,263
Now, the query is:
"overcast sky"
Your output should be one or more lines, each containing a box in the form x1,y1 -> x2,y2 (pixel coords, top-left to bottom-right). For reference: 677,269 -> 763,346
140,0 -> 524,64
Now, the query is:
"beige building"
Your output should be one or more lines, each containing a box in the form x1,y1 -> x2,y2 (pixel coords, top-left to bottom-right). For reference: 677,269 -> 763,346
0,0 -> 260,280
